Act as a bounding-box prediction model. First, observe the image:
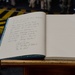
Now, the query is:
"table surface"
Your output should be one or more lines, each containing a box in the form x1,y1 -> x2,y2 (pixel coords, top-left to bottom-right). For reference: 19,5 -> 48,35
1,60 -> 75,66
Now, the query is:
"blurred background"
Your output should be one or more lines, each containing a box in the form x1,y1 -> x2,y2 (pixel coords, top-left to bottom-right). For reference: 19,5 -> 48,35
0,0 -> 75,75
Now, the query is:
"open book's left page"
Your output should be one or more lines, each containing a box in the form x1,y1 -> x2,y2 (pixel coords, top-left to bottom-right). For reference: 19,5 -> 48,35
0,12 -> 46,59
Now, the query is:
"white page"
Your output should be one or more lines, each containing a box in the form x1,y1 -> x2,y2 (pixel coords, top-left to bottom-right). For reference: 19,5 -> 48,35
0,12 -> 46,59
46,15 -> 75,59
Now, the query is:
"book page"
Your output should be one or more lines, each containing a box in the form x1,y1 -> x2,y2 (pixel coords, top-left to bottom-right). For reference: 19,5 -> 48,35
46,15 -> 75,59
0,12 -> 46,59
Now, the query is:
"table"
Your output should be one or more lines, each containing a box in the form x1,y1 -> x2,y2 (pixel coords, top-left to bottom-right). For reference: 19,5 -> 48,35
1,60 -> 75,75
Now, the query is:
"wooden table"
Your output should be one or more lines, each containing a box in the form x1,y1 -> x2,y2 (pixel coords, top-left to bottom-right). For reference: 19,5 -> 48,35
1,60 -> 75,75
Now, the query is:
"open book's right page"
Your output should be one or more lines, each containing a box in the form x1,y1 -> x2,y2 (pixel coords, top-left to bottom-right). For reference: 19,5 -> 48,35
46,15 -> 75,59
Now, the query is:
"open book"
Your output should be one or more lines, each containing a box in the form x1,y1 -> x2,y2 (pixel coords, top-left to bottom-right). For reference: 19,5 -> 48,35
0,12 -> 75,60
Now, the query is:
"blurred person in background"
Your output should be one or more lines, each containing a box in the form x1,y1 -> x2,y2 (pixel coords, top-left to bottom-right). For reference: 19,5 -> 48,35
0,0 -> 2,5
0,0 -> 8,6
73,0 -> 75,13
60,0 -> 71,13
10,0 -> 16,7
41,0 -> 47,10
46,0 -> 52,10
29,0 -> 35,8
69,0 -> 75,14
49,0 -> 61,13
